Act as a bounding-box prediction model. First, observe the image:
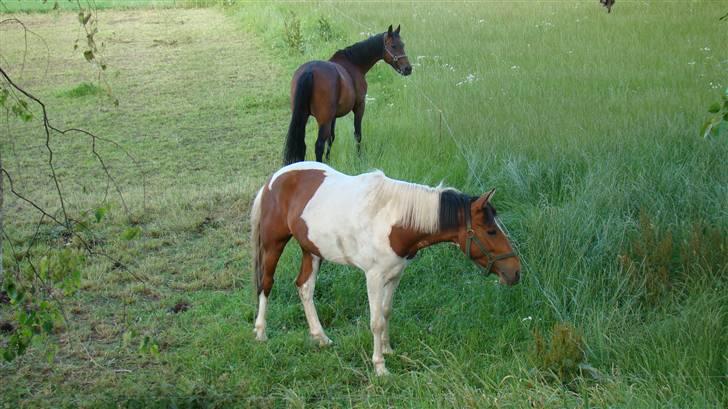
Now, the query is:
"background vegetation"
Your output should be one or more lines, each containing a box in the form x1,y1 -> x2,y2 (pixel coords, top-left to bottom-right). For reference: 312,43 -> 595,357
1,1 -> 726,407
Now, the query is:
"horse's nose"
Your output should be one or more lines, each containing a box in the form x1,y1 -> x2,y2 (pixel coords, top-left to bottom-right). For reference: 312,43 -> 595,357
403,66 -> 412,76
512,270 -> 521,285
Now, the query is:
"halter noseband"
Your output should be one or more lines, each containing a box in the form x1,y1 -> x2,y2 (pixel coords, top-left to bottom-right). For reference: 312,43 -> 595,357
463,203 -> 518,274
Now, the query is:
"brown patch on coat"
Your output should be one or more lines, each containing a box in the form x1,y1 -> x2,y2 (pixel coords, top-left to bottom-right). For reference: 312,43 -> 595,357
389,226 -> 457,260
259,169 -> 326,294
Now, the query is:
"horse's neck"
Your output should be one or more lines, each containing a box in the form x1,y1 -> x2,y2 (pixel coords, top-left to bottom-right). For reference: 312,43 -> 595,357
390,225 -> 461,259
330,52 -> 379,77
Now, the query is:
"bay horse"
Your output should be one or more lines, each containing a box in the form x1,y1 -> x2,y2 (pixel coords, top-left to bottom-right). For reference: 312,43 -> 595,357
250,162 -> 521,375
283,25 -> 412,165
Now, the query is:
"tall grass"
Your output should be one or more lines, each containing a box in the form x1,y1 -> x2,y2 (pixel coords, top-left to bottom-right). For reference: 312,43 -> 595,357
1,1 -> 725,407
233,1 -> 727,406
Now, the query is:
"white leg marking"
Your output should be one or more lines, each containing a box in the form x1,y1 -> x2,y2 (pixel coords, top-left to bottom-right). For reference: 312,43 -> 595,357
381,274 -> 402,355
366,269 -> 388,376
254,293 -> 268,341
297,255 -> 332,347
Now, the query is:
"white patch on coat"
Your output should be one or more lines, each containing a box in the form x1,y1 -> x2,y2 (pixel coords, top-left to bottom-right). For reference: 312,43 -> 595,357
299,163 -> 450,271
268,161 -> 332,190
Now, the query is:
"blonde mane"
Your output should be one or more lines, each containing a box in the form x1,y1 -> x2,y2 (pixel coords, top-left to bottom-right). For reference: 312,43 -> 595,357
369,172 -> 454,234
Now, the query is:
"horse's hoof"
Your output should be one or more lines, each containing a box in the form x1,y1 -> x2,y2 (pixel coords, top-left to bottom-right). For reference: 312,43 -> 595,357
375,365 -> 390,376
313,334 -> 333,347
255,332 -> 268,342
382,345 -> 394,355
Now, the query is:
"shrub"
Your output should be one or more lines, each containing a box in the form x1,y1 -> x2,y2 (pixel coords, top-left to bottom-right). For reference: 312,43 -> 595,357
283,12 -> 304,54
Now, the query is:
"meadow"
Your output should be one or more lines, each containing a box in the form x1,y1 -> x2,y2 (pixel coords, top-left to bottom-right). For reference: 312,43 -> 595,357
1,1 -> 726,407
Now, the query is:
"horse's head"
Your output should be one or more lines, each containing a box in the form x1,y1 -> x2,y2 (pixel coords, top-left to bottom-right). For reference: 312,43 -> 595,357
383,25 -> 412,76
460,189 -> 521,286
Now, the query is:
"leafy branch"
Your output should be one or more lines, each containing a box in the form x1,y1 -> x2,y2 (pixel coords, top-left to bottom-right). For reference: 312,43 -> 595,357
1,64 -> 145,361
701,87 -> 728,139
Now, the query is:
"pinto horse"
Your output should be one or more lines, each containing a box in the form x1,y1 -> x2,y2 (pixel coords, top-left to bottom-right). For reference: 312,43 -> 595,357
250,162 -> 521,375
283,25 -> 412,165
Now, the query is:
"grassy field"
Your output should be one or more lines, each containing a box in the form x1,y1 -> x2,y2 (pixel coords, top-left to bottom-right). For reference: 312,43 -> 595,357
1,1 -> 727,407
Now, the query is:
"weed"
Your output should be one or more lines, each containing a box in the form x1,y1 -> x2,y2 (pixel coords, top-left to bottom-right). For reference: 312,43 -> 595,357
317,16 -> 334,41
58,82 -> 103,98
283,12 -> 304,54
532,322 -> 586,384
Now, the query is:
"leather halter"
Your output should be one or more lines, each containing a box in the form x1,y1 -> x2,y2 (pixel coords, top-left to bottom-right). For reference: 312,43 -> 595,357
383,37 -> 407,63
463,203 -> 518,273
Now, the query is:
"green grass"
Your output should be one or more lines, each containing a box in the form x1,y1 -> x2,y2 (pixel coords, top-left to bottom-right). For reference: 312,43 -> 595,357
0,0 -> 224,13
57,81 -> 104,98
2,1 -> 727,407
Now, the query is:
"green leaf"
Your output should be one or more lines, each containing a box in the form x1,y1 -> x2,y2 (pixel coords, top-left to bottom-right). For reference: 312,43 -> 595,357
121,226 -> 141,241
122,330 -> 134,348
83,50 -> 94,62
3,346 -> 16,362
39,256 -> 49,280
4,281 -> 17,301
94,207 -> 107,223
0,87 -> 9,106
700,119 -> 715,138
46,344 -> 58,364
707,102 -> 721,113
42,320 -> 54,334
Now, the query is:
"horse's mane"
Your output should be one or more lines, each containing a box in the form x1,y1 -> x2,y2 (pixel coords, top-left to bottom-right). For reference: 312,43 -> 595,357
370,173 -> 473,234
369,173 -> 496,233
334,33 -> 385,66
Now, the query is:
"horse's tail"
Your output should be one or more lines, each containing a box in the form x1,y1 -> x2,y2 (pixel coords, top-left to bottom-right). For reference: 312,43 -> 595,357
283,70 -> 314,165
250,185 -> 265,298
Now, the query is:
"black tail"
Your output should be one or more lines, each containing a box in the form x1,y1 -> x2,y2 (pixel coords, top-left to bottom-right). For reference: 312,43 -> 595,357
283,70 -> 314,165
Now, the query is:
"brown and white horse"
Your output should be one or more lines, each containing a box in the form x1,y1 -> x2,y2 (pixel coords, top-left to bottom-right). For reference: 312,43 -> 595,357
250,162 -> 521,375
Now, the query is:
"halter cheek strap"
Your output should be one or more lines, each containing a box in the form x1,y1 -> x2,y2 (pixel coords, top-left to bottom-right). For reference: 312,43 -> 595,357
463,203 -> 518,273
383,37 -> 407,63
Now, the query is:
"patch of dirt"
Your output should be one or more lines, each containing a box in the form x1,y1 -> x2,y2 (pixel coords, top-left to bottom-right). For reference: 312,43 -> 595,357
0,321 -> 16,334
169,300 -> 191,314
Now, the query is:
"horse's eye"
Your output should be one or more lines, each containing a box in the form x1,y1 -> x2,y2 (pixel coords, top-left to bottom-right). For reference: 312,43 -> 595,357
392,45 -> 398,49
487,230 -> 497,236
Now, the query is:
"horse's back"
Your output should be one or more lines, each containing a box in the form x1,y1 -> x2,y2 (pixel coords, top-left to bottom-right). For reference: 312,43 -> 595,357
292,61 -> 356,117
262,162 -> 403,269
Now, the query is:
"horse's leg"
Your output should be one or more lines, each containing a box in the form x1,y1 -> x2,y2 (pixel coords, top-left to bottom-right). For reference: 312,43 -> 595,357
381,274 -> 402,355
254,237 -> 289,341
365,268 -> 388,375
353,102 -> 365,154
325,118 -> 336,161
296,250 -> 332,346
315,120 -> 332,162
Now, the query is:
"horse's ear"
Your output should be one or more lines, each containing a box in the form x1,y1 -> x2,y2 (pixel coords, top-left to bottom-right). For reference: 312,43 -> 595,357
474,188 -> 496,209
387,25 -> 393,36
395,25 -> 400,34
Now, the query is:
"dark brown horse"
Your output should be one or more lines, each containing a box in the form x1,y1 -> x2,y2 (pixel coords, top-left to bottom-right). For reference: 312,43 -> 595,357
283,25 -> 412,164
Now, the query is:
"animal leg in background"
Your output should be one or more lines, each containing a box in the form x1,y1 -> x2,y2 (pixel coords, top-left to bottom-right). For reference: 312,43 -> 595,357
315,120 -> 333,162
326,118 -> 337,161
353,102 -> 365,154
